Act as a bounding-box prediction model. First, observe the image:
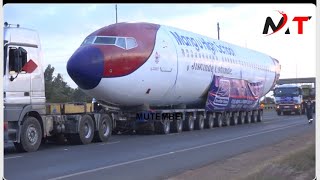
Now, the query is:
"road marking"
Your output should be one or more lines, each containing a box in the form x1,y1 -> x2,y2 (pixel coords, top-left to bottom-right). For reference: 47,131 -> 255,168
4,156 -> 22,160
48,122 -> 304,180
100,141 -> 120,145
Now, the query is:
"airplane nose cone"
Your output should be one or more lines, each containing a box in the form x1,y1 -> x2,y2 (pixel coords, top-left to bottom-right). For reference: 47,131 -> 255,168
67,46 -> 104,90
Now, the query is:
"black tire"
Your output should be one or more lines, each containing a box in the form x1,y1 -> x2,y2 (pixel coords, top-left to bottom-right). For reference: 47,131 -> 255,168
214,113 -> 223,127
205,113 -> 214,129
194,114 -> 204,130
277,111 -> 281,116
238,112 -> 245,124
257,110 -> 263,122
171,119 -> 183,133
155,119 -> 170,134
251,111 -> 257,123
14,116 -> 42,152
94,114 -> 112,142
295,109 -> 302,115
183,114 -> 194,131
245,112 -> 251,123
231,113 -> 238,125
68,115 -> 94,145
224,113 -> 230,126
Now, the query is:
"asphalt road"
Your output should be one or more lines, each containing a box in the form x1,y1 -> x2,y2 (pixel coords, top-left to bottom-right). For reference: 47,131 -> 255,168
4,111 -> 315,180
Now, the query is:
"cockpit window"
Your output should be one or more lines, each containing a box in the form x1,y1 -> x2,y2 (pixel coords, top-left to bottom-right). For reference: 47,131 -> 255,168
94,37 -> 117,45
116,38 -> 126,49
126,37 -> 138,50
81,36 -> 138,50
81,36 -> 96,45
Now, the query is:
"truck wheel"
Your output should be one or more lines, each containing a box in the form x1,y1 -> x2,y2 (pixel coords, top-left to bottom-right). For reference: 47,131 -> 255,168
231,113 -> 238,125
257,110 -> 263,122
69,115 -> 94,145
205,113 -> 214,129
251,111 -> 257,123
14,116 -> 42,152
155,119 -> 170,134
277,111 -> 281,116
170,119 -> 183,133
95,114 -> 112,142
245,112 -> 251,124
214,113 -> 223,127
183,114 -> 194,131
238,113 -> 245,124
224,113 -> 230,126
194,114 -> 204,130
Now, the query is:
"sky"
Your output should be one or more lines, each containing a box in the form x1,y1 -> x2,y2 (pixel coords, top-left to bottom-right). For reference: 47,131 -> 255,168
3,3 -> 316,89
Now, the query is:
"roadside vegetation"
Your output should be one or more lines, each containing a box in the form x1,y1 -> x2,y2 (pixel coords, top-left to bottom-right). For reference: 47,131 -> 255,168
244,142 -> 315,180
44,64 -> 92,103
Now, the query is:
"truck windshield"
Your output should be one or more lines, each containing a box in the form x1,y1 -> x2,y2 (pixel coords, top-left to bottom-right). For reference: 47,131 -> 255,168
4,40 -> 8,75
274,88 -> 299,97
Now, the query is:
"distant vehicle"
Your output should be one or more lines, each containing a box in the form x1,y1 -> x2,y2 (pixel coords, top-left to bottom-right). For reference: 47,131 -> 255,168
4,21 -> 281,152
273,84 -> 315,115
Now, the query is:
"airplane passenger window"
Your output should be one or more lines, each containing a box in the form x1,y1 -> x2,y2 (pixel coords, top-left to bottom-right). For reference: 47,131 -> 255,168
181,49 -> 185,57
126,37 -> 138,50
195,52 -> 198,58
186,49 -> 189,57
116,38 -> 126,49
206,54 -> 208,59
190,50 -> 193,58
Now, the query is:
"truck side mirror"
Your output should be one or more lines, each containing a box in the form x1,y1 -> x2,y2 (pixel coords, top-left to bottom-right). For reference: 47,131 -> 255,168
9,47 -> 28,81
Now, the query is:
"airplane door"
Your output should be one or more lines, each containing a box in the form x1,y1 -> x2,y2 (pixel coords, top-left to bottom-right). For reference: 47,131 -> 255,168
153,28 -> 178,99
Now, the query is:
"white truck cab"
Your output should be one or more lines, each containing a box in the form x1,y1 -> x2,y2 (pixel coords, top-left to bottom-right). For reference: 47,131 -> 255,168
4,22 -> 47,151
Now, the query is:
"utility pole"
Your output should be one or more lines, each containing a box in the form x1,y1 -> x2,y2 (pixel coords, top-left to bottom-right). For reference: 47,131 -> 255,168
217,22 -> 220,40
115,4 -> 118,23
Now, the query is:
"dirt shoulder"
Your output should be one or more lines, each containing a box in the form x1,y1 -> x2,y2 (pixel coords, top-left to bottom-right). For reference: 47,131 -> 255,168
167,127 -> 315,180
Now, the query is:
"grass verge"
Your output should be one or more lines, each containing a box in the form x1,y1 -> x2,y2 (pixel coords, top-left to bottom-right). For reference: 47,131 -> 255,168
243,142 -> 315,180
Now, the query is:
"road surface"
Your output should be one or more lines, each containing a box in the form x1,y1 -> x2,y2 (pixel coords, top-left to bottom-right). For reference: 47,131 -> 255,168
4,111 -> 315,180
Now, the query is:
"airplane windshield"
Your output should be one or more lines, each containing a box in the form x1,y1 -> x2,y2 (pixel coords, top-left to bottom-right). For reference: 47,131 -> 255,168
81,36 -> 138,50
274,87 -> 300,97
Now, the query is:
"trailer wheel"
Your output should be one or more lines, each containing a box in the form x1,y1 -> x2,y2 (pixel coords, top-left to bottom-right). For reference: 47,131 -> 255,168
155,119 -> 170,134
214,113 -> 223,127
95,114 -> 112,142
224,113 -> 230,126
205,113 -> 214,129
257,110 -> 263,122
251,111 -> 257,123
14,116 -> 42,152
245,112 -> 251,124
171,119 -> 183,133
238,112 -> 245,124
69,115 -> 94,145
195,114 -> 204,130
231,113 -> 238,125
183,114 -> 194,131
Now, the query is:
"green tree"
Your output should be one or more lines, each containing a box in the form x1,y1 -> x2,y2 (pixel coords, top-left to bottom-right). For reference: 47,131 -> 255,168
44,64 -> 92,103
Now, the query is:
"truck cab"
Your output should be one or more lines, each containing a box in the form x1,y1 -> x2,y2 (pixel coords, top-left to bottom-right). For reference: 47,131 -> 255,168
4,22 -> 46,150
273,84 -> 304,115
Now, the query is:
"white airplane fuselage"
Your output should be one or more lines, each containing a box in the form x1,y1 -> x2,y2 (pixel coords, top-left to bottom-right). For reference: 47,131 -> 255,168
67,22 -> 281,108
